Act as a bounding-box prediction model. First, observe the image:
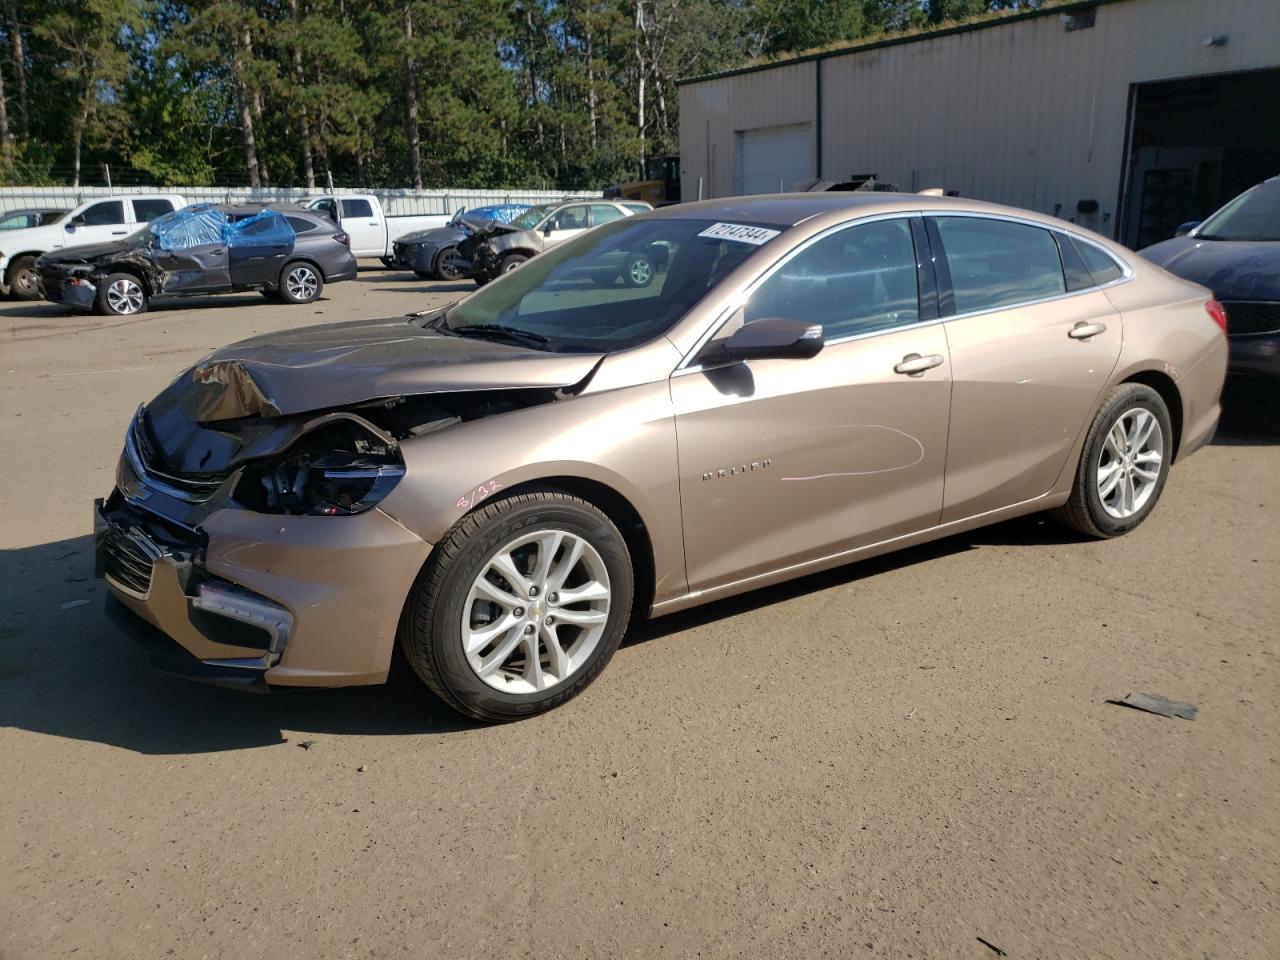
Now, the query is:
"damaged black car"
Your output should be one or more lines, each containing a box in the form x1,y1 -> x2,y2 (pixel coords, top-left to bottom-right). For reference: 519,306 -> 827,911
36,204 -> 358,316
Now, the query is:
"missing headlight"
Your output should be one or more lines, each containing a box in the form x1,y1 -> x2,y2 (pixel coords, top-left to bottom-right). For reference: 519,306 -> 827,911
235,419 -> 405,516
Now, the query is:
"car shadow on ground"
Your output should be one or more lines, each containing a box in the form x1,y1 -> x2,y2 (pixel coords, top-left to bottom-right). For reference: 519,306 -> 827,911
0,293 -> 336,321
1214,383 -> 1279,445
0,534 -> 476,755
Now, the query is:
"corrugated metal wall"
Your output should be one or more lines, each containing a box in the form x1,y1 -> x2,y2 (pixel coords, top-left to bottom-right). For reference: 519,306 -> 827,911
679,0 -> 1280,234
0,186 -> 588,217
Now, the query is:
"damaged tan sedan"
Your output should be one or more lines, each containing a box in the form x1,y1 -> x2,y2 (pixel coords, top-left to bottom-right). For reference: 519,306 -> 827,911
97,194 -> 1227,721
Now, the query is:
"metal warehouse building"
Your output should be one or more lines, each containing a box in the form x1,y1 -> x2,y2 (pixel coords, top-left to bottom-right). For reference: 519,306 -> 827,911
677,0 -> 1279,248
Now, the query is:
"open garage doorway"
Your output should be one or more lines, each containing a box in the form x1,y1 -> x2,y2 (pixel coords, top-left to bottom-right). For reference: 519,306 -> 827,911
1119,67 -> 1280,250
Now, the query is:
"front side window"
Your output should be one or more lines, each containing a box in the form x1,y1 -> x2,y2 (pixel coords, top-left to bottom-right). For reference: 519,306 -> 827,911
591,204 -> 623,226
341,198 -> 374,219
439,217 -> 772,352
745,218 -> 919,339
80,201 -> 125,226
133,199 -> 174,222
934,216 -> 1065,314
551,205 -> 589,231
1196,180 -> 1280,241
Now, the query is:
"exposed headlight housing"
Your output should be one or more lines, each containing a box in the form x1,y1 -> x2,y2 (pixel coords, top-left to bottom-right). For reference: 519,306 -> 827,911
235,418 -> 405,516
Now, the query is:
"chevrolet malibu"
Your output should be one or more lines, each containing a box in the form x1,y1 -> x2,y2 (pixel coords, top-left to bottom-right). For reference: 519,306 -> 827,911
97,194 -> 1227,721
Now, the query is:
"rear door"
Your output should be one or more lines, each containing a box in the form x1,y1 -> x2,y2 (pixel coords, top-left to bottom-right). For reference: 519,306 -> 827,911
228,215 -> 294,287
671,215 -> 952,592
928,214 -> 1123,522
337,197 -> 383,256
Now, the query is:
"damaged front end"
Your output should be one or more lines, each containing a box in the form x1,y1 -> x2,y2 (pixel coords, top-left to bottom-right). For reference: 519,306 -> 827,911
97,316 -> 603,689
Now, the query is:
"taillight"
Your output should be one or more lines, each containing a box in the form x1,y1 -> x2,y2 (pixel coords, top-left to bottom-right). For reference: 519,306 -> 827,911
333,232 -> 350,246
1205,299 -> 1228,334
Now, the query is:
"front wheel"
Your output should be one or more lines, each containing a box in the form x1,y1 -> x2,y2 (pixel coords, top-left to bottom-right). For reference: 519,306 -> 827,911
498,253 -> 528,275
279,261 -> 323,304
1053,383 -> 1173,538
7,255 -> 40,300
399,489 -> 634,722
96,273 -> 148,316
435,247 -> 463,281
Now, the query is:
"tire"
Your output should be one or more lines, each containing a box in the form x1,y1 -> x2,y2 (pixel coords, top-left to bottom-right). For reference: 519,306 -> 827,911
435,247 -> 463,281
7,255 -> 40,300
95,273 -> 149,316
380,257 -> 394,269
399,488 -> 635,723
622,251 -> 655,287
473,275 -> 490,287
498,253 -> 528,275
278,261 -> 323,304
1052,383 -> 1173,538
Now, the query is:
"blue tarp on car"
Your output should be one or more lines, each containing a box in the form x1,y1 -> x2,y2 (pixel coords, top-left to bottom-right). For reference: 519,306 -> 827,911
151,205 -> 295,252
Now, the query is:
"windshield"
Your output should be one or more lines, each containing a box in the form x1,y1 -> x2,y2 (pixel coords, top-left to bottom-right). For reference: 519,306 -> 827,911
509,205 -> 554,230
441,217 -> 779,352
1197,181 -> 1280,241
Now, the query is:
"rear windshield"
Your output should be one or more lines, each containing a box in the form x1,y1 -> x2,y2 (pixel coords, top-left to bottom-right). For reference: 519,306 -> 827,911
440,217 -> 780,352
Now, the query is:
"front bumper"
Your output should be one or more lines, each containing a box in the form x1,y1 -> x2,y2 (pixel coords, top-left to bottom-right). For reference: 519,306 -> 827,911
97,492 -> 433,690
390,242 -> 438,272
37,269 -> 97,311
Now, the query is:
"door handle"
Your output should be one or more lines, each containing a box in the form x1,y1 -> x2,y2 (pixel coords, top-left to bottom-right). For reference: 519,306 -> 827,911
1068,321 -> 1107,340
894,353 -> 945,376
111,230 -> 127,235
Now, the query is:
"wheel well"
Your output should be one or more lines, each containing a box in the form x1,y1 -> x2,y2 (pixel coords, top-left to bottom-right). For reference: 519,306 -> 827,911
501,476 -> 656,619
281,257 -> 325,283
105,263 -> 152,295
501,248 -> 537,262
1123,370 -> 1183,460
4,251 -> 44,280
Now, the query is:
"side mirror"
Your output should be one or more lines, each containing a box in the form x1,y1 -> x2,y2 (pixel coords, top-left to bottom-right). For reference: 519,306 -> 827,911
706,317 -> 824,363
1175,220 -> 1202,238
66,216 -> 85,231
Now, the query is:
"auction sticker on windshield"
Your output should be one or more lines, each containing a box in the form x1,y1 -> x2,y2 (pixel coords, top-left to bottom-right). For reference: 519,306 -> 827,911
697,223 -> 781,245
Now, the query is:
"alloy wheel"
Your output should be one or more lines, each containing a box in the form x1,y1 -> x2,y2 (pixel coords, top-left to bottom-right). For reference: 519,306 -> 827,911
1096,406 -> 1164,519
286,265 -> 319,300
106,278 -> 145,315
628,257 -> 653,285
462,529 -> 611,694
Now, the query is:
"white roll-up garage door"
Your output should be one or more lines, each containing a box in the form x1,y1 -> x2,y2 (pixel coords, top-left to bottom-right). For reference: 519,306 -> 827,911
735,123 -> 813,195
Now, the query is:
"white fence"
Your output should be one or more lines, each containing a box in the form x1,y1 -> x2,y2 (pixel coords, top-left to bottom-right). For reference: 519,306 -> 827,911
0,185 -> 596,217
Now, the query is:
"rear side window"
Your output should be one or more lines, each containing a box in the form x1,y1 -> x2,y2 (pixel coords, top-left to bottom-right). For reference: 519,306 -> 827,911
1071,238 -> 1125,286
624,203 -> 651,215
80,201 -> 125,226
133,199 -> 174,222
341,198 -> 374,219
934,216 -> 1065,314
745,218 -> 920,339
286,216 -> 317,233
591,204 -> 623,225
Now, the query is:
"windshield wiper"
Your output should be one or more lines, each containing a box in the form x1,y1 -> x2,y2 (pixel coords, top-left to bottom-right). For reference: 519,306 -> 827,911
452,324 -> 549,349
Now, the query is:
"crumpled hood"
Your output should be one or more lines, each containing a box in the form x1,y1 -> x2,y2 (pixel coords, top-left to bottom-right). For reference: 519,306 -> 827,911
398,225 -> 465,245
37,239 -> 136,266
1140,237 -> 1280,301
151,315 -> 604,423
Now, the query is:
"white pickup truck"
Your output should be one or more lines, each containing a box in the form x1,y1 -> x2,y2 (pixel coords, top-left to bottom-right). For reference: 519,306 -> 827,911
301,194 -> 450,263
0,193 -> 187,299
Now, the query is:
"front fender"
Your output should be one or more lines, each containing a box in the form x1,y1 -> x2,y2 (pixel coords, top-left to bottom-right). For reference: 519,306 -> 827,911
377,379 -> 688,606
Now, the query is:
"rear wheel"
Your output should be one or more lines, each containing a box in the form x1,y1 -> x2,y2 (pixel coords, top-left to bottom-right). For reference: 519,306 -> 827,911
1053,383 -> 1172,538
7,255 -> 39,300
95,273 -> 148,316
279,261 -> 323,304
399,489 -> 634,722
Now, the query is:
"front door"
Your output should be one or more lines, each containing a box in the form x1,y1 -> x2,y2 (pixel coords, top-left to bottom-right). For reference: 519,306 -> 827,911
59,200 -> 132,249
154,241 -> 230,294
926,215 -> 1123,522
544,204 -> 591,247
672,216 -> 952,592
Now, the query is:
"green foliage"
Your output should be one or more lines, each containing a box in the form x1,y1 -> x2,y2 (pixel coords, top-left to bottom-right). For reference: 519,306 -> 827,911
0,0 -> 1037,188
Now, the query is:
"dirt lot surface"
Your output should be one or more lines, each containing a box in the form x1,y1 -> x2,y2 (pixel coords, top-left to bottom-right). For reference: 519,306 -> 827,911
2,266 -> 1277,959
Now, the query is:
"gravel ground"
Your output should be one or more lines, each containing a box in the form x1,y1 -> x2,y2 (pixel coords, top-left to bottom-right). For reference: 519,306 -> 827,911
1,264 -> 1277,959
